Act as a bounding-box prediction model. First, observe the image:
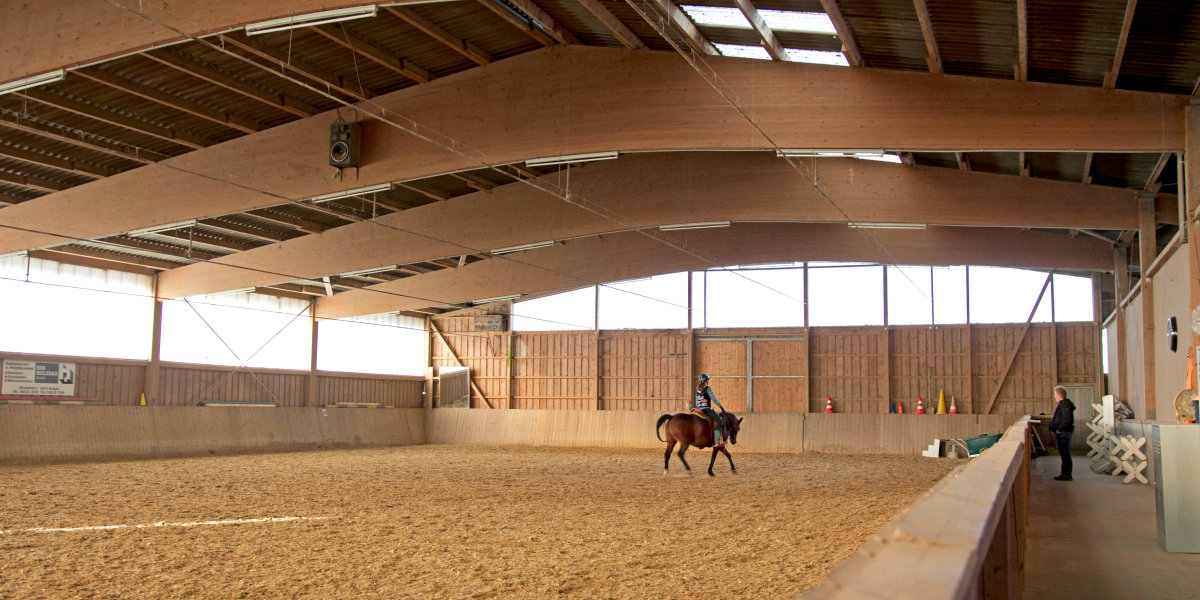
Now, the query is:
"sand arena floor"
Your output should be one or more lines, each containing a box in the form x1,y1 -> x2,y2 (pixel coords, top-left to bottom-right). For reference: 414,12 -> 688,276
0,446 -> 960,599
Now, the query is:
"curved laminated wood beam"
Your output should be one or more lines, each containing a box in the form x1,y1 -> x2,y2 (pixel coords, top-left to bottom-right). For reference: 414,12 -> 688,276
312,222 -> 1113,319
156,152 -> 1138,299
0,46 -> 1185,255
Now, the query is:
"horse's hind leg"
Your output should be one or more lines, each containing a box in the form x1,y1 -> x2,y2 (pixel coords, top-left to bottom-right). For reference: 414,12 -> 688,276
676,445 -> 691,475
707,447 -> 719,477
721,446 -> 737,475
663,439 -> 677,474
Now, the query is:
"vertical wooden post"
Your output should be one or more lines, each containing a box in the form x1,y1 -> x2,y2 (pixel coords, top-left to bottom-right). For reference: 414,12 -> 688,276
967,323 -> 975,414
1186,108 -> 1200,382
802,262 -> 810,327
883,327 -> 892,411
882,266 -> 889,326
1092,274 -> 1106,396
966,266 -> 974,413
306,305 -> 318,407
144,275 -> 163,405
423,315 -> 435,411
929,265 -> 936,325
593,286 -> 601,410
1050,275 -> 1058,392
745,339 -> 754,412
685,273 -> 693,409
1114,247 -> 1130,402
594,330 -> 602,411
803,262 -> 812,412
1138,194 -> 1157,420
504,301 -> 513,410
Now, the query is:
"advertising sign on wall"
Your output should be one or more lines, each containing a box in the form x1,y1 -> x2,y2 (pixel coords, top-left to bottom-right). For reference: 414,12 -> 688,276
1,361 -> 76,396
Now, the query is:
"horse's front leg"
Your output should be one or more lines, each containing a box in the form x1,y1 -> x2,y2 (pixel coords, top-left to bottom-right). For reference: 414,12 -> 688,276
721,446 -> 737,475
707,447 -> 719,477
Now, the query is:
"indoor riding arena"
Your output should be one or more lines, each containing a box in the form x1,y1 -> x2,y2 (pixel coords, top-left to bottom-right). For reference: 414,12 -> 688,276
3,1 -> 1200,599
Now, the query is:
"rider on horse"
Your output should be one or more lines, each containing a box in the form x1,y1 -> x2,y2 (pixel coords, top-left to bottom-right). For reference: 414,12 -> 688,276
694,373 -> 726,446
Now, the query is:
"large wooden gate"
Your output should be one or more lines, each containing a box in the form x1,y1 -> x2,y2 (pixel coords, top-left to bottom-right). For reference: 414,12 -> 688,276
694,334 -> 808,412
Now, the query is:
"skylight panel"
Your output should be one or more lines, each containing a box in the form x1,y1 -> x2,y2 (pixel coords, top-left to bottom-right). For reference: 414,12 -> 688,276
760,10 -> 837,35
785,48 -> 850,66
714,43 -> 771,60
680,5 -> 750,29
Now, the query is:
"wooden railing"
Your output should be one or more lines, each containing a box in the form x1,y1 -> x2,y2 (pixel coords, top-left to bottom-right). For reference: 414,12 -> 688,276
801,416 -> 1032,599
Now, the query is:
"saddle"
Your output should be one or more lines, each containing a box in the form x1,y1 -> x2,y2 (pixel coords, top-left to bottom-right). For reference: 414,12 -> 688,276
690,408 -> 716,423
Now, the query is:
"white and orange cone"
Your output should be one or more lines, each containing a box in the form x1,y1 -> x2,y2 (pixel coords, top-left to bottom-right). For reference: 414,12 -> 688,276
897,400 -> 904,414
916,396 -> 926,414
824,397 -> 834,413
949,395 -> 958,414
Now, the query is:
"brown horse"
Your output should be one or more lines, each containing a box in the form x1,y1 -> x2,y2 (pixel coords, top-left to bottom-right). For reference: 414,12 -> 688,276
655,411 -> 743,477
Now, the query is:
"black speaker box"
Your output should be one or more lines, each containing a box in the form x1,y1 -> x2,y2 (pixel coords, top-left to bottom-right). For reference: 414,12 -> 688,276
329,122 -> 361,168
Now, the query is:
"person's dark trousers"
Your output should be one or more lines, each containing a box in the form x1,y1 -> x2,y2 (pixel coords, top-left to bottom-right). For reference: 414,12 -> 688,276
1055,431 -> 1073,477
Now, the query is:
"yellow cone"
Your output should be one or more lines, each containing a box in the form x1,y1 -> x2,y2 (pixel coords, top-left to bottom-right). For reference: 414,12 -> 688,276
936,389 -> 947,414
140,393 -> 147,406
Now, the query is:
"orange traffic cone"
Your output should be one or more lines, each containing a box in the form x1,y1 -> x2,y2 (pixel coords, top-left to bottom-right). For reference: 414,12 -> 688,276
949,395 -> 958,414
824,397 -> 834,413
916,396 -> 926,414
897,400 -> 904,414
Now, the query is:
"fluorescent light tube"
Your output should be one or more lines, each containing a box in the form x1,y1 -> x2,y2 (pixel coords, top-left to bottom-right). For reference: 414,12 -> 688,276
210,287 -> 257,296
0,70 -> 65,96
659,221 -> 730,231
489,241 -> 555,255
245,6 -> 378,36
127,219 -> 198,236
342,265 -> 398,277
525,152 -> 618,168
847,222 -> 927,230
308,183 -> 393,203
778,149 -> 889,157
473,294 -> 520,305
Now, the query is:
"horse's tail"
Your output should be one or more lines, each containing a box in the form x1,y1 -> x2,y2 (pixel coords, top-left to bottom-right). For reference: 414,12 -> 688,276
655,414 -> 673,442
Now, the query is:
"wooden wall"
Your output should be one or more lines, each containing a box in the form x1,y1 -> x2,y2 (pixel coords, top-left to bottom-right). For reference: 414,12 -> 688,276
0,406 -> 426,463
601,330 -> 689,412
810,327 -> 887,412
427,409 -> 1013,456
513,331 -> 595,410
0,352 -> 423,408
430,311 -> 1100,417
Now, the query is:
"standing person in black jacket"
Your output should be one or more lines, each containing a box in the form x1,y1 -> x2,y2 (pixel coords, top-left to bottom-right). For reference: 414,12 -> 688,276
1049,385 -> 1076,481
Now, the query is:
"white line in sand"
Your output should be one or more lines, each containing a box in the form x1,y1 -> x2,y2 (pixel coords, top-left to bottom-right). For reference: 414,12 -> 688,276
0,516 -> 326,535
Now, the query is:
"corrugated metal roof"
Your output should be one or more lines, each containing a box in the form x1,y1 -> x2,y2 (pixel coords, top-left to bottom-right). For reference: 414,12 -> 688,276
1027,0 -> 1123,87
927,0 -> 1017,80
537,0 -> 633,47
1026,152 -> 1088,182
1118,0 -> 1200,94
0,158 -> 92,188
838,0 -> 927,71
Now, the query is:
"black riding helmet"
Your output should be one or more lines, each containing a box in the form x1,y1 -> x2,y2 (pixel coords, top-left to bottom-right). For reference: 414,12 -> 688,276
698,373 -> 710,383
